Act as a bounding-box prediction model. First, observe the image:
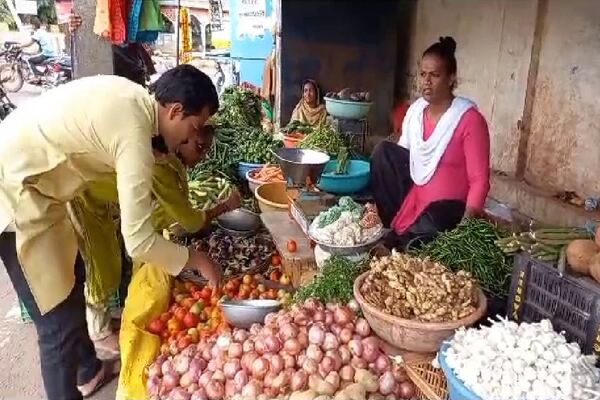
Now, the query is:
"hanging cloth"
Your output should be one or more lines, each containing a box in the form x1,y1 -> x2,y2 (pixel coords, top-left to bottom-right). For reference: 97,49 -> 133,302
136,0 -> 164,43
127,0 -> 143,43
93,0 -> 111,39
108,0 -> 128,44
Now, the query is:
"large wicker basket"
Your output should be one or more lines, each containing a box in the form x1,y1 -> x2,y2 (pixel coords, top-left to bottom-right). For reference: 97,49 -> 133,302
353,272 -> 487,352
405,361 -> 448,400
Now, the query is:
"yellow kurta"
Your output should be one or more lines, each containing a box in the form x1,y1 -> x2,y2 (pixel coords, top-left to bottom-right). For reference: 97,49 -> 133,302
0,75 -> 189,314
69,155 -> 207,305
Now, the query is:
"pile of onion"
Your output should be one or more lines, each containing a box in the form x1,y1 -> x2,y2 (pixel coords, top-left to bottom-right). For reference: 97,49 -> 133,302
146,299 -> 415,400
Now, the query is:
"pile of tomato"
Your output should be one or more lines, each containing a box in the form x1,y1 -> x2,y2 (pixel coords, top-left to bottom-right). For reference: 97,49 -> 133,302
147,260 -> 293,351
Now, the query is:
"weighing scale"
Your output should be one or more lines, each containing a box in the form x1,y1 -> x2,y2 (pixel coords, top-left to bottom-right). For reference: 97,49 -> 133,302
273,148 -> 336,234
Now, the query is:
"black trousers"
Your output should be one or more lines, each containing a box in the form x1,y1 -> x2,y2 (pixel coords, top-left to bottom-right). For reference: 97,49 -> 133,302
371,141 -> 465,250
0,232 -> 101,400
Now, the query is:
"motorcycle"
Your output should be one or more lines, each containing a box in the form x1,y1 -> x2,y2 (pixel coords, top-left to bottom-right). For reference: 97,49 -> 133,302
0,42 -> 72,93
0,83 -> 16,121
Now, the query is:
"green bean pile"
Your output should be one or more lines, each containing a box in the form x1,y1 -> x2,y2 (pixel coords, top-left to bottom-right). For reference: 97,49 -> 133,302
299,123 -> 346,155
416,218 -> 512,297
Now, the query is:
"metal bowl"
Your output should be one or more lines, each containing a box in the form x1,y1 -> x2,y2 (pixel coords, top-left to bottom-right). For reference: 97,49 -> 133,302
274,148 -> 330,187
216,209 -> 261,237
220,299 -> 281,328
309,228 -> 385,256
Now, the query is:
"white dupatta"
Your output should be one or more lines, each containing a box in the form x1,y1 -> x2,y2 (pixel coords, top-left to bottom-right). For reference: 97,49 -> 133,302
399,96 -> 475,185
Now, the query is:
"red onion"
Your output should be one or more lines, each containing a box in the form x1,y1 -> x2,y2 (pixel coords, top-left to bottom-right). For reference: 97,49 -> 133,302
190,389 -> 208,400
326,303 -> 337,311
161,372 -> 179,392
283,354 -> 296,369
210,344 -> 223,359
242,339 -> 255,353
265,335 -> 282,353
331,324 -> 343,336
320,356 -> 335,374
297,332 -> 309,348
201,345 -> 212,361
326,349 -> 342,371
348,339 -> 363,357
241,352 -> 259,373
264,387 -> 279,398
347,299 -> 360,312
186,383 -> 199,394
207,359 -> 218,372
340,328 -> 353,344
283,338 -> 302,355
325,371 -> 340,390
211,370 -> 225,382
169,387 -> 192,400
297,354 -> 307,368
339,345 -> 352,365
223,359 -> 241,379
233,329 -> 249,343
334,306 -> 354,325
264,313 -> 278,327
322,333 -> 339,351
302,358 -> 318,375
392,365 -> 409,383
188,359 -> 204,377
224,380 -> 237,398
263,371 -> 277,388
146,376 -> 161,396
254,337 -> 267,355
233,370 -> 248,391
306,344 -> 324,362
324,311 -> 334,326
379,371 -> 395,395
241,380 -> 262,397
276,314 -> 293,328
180,370 -> 198,388
198,371 -> 213,387
313,310 -> 325,322
148,362 -> 162,378
205,380 -> 225,400
355,318 -> 371,337
339,365 -> 355,381
161,360 -> 176,376
351,356 -> 368,369
270,354 -> 284,374
272,371 -> 290,392
362,336 -> 380,363
279,323 -> 299,340
181,346 -> 197,358
294,310 -> 310,326
304,298 -> 322,310
308,324 -> 325,345
291,370 -> 308,391
249,323 -> 262,335
251,357 -> 268,379
169,341 -> 179,356
398,381 -> 416,398
374,354 -> 391,374
227,343 -> 243,359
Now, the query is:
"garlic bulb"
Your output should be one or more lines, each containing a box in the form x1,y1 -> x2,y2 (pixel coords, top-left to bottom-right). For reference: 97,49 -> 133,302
442,317 -> 600,400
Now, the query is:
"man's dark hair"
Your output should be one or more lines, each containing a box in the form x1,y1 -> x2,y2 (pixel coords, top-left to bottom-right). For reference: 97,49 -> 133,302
31,17 -> 41,30
149,64 -> 219,116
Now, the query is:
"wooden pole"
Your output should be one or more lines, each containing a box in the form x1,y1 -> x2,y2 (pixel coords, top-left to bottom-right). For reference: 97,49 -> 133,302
71,0 -> 113,79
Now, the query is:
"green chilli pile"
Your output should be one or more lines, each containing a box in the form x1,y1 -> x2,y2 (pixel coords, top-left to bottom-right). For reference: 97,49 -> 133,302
416,218 -> 512,297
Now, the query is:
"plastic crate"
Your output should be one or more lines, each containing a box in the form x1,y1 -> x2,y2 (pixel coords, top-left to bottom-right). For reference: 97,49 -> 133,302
507,253 -> 600,356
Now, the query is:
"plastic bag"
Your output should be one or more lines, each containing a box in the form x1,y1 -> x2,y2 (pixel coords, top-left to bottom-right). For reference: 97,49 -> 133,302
116,263 -> 173,400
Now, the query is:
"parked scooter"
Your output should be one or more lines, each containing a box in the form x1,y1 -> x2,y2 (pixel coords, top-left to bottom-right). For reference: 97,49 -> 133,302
0,42 -> 72,92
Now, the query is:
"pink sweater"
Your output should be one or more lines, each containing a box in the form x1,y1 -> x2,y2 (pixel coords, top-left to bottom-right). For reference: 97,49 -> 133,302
391,108 -> 491,234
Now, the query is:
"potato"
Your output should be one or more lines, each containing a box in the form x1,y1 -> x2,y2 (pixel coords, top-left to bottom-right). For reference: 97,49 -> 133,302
566,239 -> 598,275
589,253 -> 600,284
290,390 -> 319,400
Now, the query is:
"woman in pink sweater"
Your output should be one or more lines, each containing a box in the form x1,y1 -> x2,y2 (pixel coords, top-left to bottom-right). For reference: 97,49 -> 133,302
371,37 -> 490,249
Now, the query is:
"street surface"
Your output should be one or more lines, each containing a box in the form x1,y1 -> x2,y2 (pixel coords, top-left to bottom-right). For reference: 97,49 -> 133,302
0,85 -> 116,400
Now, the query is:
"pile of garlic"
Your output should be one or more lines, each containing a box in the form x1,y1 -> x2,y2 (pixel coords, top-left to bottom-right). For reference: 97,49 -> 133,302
442,318 -> 600,400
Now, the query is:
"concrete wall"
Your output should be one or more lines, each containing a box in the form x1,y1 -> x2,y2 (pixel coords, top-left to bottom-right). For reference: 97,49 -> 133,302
279,0 -> 403,137
407,0 -> 600,201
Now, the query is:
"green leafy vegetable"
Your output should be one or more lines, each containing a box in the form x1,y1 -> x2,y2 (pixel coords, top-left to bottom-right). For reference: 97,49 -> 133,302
335,147 -> 349,175
294,256 -> 367,304
299,123 -> 346,155
215,86 -> 262,128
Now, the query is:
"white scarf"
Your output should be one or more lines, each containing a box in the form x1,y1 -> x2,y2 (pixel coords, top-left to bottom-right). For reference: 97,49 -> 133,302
398,96 -> 476,185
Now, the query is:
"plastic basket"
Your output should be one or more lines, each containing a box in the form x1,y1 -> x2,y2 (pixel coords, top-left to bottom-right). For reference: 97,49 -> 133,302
438,344 -> 482,400
405,361 -> 448,400
507,253 -> 600,356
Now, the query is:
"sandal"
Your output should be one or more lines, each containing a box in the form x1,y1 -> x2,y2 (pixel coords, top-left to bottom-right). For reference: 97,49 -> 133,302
77,359 -> 121,398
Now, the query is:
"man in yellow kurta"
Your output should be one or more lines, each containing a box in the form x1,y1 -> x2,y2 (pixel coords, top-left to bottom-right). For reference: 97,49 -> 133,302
72,126 -> 240,365
0,65 -> 222,400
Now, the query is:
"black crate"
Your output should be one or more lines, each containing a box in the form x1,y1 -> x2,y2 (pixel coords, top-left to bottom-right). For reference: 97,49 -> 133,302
507,253 -> 600,356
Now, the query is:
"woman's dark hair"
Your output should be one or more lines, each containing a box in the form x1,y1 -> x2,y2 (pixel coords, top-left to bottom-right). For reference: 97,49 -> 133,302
149,64 -> 219,116
423,36 -> 457,76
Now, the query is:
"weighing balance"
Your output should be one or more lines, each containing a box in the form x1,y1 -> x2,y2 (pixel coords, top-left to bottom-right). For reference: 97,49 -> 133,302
273,148 -> 337,234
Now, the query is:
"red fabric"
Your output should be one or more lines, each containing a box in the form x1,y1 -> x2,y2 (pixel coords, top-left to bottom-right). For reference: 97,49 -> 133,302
109,0 -> 128,44
392,101 -> 409,140
391,108 -> 491,234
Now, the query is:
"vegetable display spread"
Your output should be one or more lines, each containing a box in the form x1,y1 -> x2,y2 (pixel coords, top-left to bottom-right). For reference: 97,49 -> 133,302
361,251 -> 479,322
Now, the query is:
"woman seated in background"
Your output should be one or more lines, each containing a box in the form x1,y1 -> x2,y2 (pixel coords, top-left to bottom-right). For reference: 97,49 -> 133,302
291,79 -> 328,126
371,36 -> 491,249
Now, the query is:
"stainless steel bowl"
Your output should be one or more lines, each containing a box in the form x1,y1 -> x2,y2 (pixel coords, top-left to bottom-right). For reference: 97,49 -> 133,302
274,148 -> 330,187
309,229 -> 386,256
220,299 -> 281,328
216,209 -> 261,237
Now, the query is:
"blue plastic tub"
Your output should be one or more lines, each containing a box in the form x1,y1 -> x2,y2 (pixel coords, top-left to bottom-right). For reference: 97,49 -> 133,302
238,162 -> 265,180
324,97 -> 373,120
317,160 -> 370,194
439,343 -> 482,400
